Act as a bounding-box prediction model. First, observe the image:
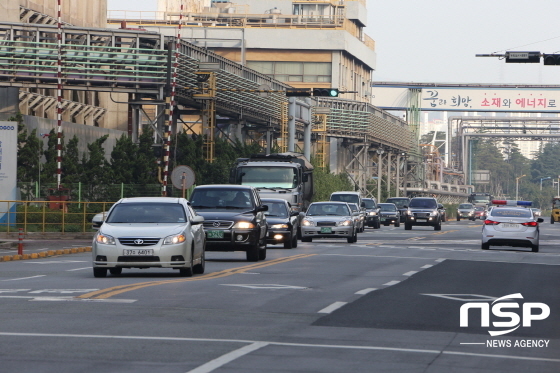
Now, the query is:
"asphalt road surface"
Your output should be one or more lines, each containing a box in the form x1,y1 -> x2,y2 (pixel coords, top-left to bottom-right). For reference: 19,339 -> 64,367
0,219 -> 558,372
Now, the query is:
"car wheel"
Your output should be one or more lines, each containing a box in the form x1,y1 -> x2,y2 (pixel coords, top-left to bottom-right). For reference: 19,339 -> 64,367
180,252 -> 194,277
246,242 -> 260,262
434,223 -> 441,231
531,244 -> 539,252
395,221 -> 400,227
374,221 -> 381,229
457,217 -> 460,221
551,217 -> 555,224
284,234 -> 294,249
193,250 -> 205,274
405,223 -> 412,230
109,268 -> 122,276
259,247 -> 267,260
93,268 -> 107,278
481,242 -> 490,250
301,237 -> 312,243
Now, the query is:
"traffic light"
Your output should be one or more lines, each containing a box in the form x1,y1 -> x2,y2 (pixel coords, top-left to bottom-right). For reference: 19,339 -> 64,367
543,54 -> 560,65
313,88 -> 339,97
285,88 -> 311,97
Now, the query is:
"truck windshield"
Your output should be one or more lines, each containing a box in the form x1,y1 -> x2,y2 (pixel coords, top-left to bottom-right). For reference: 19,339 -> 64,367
239,166 -> 297,188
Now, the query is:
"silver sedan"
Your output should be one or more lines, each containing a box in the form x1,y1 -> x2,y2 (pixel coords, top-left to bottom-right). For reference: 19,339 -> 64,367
92,197 -> 206,277
300,202 -> 358,243
481,207 -> 543,252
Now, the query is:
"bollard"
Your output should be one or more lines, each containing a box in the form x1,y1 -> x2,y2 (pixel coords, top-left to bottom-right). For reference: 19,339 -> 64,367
18,228 -> 23,255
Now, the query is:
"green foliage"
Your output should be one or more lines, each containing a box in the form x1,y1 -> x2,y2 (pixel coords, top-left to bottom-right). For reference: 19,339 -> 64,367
17,128 -> 43,183
312,165 -> 354,202
41,128 -> 60,184
63,135 -> 82,184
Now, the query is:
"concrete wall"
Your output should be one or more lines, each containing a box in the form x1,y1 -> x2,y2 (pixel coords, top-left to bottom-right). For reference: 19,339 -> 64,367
0,0 -> 107,28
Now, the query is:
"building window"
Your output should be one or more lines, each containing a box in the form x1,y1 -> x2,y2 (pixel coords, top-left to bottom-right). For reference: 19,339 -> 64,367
247,61 -> 331,83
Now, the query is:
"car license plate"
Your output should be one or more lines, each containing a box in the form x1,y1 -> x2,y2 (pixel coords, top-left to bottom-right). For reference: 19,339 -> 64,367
207,230 -> 225,239
501,223 -> 519,229
320,227 -> 333,234
416,218 -> 427,222
380,218 -> 386,222
123,249 -> 153,256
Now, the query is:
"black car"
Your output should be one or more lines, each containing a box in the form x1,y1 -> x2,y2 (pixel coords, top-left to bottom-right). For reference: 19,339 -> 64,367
262,198 -> 300,249
363,198 -> 380,229
378,203 -> 401,227
437,203 -> 447,222
189,185 -> 268,261
404,197 -> 442,231
386,197 -> 411,222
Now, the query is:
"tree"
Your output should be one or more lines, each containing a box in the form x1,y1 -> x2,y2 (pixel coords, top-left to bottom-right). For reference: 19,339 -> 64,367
17,127 -> 43,183
134,126 -> 158,185
40,128 -> 61,185
82,134 -> 112,200
62,135 -> 82,184
110,134 -> 137,184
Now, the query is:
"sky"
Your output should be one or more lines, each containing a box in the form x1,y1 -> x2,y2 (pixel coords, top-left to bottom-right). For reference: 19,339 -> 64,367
107,0 -> 560,85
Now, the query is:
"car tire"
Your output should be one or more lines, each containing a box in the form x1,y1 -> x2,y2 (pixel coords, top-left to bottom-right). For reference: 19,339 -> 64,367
434,223 -> 441,231
246,242 -> 260,262
259,247 -> 267,260
481,242 -> 490,250
374,221 -> 381,229
284,234 -> 294,249
551,217 -> 555,224
531,244 -> 539,252
93,268 -> 107,278
457,217 -> 460,221
405,223 -> 412,230
395,221 -> 400,227
301,237 -> 312,243
193,250 -> 205,274
109,268 -> 122,276
180,252 -> 194,277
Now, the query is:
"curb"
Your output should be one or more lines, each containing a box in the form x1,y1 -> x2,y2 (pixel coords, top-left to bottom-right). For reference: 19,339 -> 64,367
0,246 -> 92,262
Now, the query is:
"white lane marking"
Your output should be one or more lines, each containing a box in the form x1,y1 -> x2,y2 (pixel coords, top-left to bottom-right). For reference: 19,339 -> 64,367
66,267 -> 92,271
187,342 -> 269,373
221,284 -> 307,290
421,264 -> 433,269
318,301 -> 347,314
322,254 -> 436,260
435,259 -> 446,262
355,288 -> 377,295
1,275 -> 46,281
383,280 -> 400,286
28,260 -> 87,264
0,332 -> 558,363
0,296 -> 136,303
403,271 -> 417,276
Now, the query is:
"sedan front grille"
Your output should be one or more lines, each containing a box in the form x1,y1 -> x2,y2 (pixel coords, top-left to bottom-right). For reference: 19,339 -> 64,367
117,256 -> 160,262
413,213 -> 430,218
316,221 -> 337,227
203,220 -> 234,229
118,237 -> 160,246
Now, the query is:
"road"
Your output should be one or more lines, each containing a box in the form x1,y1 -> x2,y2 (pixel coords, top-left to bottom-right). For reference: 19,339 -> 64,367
0,220 -> 558,372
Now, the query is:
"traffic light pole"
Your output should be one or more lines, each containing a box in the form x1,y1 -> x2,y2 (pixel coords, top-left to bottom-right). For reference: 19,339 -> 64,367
288,97 -> 296,152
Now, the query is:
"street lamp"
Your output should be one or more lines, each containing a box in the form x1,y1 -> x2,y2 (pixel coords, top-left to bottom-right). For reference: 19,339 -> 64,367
540,176 -> 552,191
515,174 -> 526,201
376,147 -> 385,203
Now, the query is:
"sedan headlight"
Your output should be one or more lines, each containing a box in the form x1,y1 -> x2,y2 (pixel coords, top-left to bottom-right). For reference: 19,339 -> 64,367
233,221 -> 255,229
338,219 -> 353,226
163,234 -> 186,245
96,233 -> 115,245
270,224 -> 289,229
430,210 -> 439,216
302,219 -> 314,226
368,211 -> 377,216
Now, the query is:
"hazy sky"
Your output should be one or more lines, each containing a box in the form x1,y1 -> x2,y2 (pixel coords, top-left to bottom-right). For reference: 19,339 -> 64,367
107,0 -> 560,85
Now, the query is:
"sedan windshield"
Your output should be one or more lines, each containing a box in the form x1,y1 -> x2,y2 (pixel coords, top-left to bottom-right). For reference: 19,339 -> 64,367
106,203 -> 186,223
264,202 -> 288,218
307,204 -> 349,216
379,204 -> 397,212
363,199 -> 376,209
459,204 -> 473,209
190,189 -> 254,210
386,199 -> 408,208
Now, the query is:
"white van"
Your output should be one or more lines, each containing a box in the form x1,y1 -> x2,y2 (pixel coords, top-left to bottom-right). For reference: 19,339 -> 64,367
330,191 -> 363,208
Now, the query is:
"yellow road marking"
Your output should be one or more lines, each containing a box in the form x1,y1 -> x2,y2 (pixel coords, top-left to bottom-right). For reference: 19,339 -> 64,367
366,243 -> 382,246
407,237 -> 425,241
432,230 -> 458,235
78,253 -> 316,300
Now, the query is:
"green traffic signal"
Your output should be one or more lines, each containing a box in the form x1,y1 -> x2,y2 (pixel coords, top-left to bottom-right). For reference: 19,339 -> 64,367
313,88 -> 339,97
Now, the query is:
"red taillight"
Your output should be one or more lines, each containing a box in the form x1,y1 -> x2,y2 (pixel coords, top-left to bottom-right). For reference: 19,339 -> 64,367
484,219 -> 500,225
521,221 -> 538,227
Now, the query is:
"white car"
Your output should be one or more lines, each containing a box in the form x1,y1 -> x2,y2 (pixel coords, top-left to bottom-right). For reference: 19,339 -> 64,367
482,207 -> 543,252
92,197 -> 205,277
300,202 -> 358,243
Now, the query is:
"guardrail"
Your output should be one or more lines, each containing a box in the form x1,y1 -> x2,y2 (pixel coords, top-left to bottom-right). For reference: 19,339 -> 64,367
0,200 -> 114,234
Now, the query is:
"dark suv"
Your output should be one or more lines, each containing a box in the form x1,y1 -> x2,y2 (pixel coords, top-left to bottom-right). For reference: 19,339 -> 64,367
363,198 -> 380,229
386,197 -> 411,223
404,197 -> 441,231
189,185 -> 268,261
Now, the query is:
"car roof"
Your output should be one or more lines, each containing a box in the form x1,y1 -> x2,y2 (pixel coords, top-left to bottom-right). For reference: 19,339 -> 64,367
379,203 -> 396,205
386,197 -> 409,200
261,198 -> 289,203
118,197 -> 184,204
194,184 -> 254,190
331,191 -> 360,195
311,201 -> 349,205
411,197 -> 436,200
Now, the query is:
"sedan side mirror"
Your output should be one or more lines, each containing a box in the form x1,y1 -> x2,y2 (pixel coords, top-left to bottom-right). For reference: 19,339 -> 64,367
191,216 -> 204,225
257,205 -> 269,212
403,205 -> 408,208
537,218 -> 544,223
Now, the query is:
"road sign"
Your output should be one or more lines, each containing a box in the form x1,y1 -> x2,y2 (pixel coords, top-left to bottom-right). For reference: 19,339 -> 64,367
171,165 -> 196,190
